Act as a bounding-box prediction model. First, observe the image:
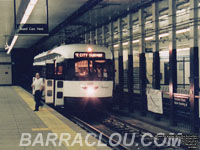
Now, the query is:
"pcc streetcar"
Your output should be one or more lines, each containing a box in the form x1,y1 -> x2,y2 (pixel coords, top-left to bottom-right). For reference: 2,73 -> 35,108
33,44 -> 114,108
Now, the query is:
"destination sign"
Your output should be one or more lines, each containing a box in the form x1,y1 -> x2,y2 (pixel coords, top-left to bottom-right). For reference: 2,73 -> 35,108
16,24 -> 48,35
74,52 -> 105,59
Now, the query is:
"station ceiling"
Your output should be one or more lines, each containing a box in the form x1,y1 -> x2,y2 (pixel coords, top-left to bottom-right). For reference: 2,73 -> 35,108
0,0 -> 148,53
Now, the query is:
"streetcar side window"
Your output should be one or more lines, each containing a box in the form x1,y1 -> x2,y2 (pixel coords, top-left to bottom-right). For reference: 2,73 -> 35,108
64,60 -> 75,80
46,64 -> 55,79
56,63 -> 64,80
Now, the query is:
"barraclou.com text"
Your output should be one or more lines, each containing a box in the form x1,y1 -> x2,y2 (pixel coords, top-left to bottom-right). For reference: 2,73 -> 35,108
19,132 -> 182,147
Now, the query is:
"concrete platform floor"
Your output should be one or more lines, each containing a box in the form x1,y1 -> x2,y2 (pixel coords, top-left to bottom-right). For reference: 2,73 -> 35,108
0,86 -> 111,150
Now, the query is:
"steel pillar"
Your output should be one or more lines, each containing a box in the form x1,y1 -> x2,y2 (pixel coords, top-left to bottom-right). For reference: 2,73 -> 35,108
152,1 -> 160,90
127,12 -> 134,112
109,21 -> 115,88
118,18 -> 124,109
168,0 -> 177,126
109,21 -> 115,107
189,0 -> 199,132
152,0 -> 161,120
139,8 -> 147,116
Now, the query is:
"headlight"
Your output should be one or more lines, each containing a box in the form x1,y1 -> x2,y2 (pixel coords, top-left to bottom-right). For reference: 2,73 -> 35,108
87,87 -> 95,95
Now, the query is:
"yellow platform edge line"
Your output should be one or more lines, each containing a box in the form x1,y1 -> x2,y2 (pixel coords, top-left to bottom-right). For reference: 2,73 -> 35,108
32,128 -> 50,131
14,86 -> 99,150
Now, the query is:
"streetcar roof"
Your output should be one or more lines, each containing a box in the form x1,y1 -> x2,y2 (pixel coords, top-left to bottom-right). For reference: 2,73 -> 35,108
34,44 -> 112,59
34,51 -> 48,59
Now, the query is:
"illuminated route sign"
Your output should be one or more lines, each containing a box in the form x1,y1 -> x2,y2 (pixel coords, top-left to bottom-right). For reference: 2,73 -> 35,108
74,52 -> 105,59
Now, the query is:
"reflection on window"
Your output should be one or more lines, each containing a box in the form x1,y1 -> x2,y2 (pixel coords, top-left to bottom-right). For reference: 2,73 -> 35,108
57,66 -> 63,75
75,60 -> 89,77
74,60 -> 111,81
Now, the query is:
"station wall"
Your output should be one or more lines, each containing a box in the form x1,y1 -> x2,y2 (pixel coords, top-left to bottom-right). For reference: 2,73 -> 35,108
0,51 -> 12,85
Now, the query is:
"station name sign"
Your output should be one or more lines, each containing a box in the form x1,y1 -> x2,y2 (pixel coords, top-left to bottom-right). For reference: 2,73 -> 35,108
16,24 -> 48,35
74,52 -> 105,59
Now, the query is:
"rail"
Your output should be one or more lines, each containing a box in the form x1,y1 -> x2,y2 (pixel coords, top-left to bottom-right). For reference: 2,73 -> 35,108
70,116 -> 129,150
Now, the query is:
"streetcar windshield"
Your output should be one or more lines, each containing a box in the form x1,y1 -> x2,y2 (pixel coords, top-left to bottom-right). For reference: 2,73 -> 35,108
64,59 -> 113,81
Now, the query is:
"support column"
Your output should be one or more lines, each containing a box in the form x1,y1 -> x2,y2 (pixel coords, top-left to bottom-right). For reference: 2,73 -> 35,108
139,8 -> 147,116
127,12 -> 134,112
109,21 -> 115,88
189,0 -> 199,132
102,25 -> 106,46
118,18 -> 124,108
90,30 -> 94,44
96,25 -> 100,45
109,21 -> 115,106
152,1 -> 160,90
168,0 -> 177,126
152,0 -> 161,121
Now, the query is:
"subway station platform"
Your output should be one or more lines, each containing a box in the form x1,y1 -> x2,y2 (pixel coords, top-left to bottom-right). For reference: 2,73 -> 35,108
0,86 -> 111,150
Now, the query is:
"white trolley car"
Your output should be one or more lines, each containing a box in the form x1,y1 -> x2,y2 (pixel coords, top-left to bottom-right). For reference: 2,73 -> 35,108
33,44 -> 114,108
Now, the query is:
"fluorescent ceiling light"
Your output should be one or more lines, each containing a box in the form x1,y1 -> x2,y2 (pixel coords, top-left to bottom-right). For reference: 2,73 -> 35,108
133,40 -> 139,44
123,42 -> 129,46
7,0 -> 38,54
30,0 -> 38,5
176,28 -> 190,34
113,27 -> 190,49
160,48 -> 190,57
159,28 -> 190,39
114,44 -> 119,48
159,33 -> 169,38
20,0 -> 38,24
20,15 -> 29,24
159,15 -> 168,20
25,4 -> 35,16
7,35 -> 19,54
145,37 -> 153,41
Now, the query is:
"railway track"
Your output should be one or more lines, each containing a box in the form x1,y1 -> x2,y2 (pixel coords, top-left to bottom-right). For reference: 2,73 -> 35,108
55,107 -> 186,150
55,107 -> 129,150
70,115 -> 129,150
100,113 -> 184,150
108,110 -> 199,150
